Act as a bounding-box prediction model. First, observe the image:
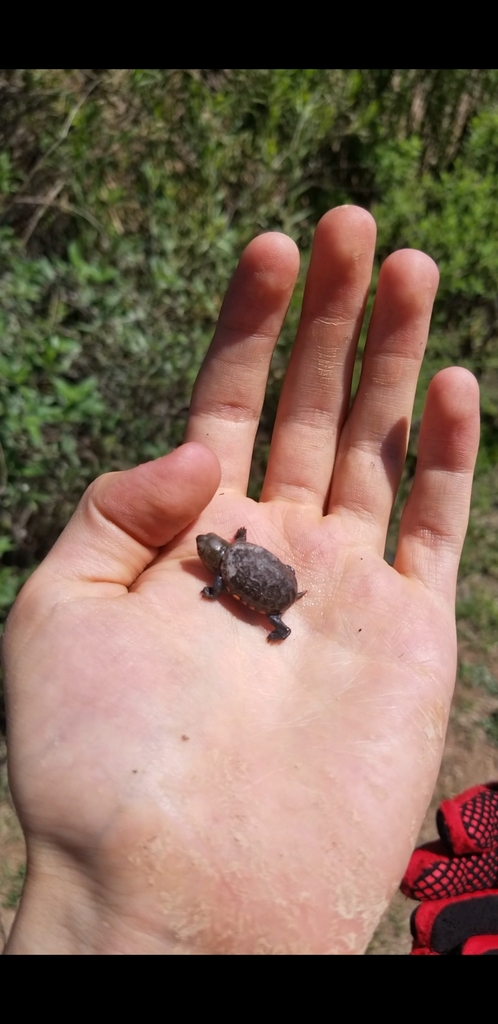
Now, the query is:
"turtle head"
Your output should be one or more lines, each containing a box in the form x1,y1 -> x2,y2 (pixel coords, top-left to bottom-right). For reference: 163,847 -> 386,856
196,533 -> 228,574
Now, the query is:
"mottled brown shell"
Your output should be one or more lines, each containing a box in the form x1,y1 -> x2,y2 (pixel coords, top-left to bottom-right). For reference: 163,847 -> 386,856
221,540 -> 298,613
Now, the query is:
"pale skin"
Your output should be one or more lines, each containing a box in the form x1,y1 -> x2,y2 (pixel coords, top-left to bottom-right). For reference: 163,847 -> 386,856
3,206 -> 480,954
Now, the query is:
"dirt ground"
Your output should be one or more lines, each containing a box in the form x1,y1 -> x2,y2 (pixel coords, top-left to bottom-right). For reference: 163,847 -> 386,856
0,739 -> 25,949
2,652 -> 498,954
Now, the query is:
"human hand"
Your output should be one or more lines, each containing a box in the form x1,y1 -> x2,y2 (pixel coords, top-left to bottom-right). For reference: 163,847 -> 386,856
3,206 -> 479,954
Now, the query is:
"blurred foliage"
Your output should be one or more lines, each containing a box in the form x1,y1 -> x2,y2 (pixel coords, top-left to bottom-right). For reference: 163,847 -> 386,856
460,662 -> 498,695
1,69 -> 498,687
1,860 -> 25,909
482,711 -> 498,747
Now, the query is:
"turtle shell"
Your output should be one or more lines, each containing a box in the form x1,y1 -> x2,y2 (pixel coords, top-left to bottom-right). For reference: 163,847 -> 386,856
220,541 -> 298,614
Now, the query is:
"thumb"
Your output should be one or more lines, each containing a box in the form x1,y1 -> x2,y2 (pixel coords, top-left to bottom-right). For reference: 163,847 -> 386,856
33,442 -> 221,587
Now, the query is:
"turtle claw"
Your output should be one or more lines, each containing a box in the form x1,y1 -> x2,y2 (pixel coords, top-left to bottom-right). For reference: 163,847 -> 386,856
201,573 -> 224,600
267,614 -> 291,641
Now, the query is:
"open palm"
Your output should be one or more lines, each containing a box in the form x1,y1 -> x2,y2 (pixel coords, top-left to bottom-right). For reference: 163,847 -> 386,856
4,207 -> 479,954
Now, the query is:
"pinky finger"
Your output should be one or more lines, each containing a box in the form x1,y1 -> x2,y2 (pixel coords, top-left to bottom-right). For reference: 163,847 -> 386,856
394,368 -> 480,599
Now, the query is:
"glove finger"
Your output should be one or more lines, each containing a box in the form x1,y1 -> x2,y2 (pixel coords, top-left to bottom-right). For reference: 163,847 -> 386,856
461,934 -> 498,954
410,891 -> 498,955
437,782 -> 498,855
401,840 -> 498,901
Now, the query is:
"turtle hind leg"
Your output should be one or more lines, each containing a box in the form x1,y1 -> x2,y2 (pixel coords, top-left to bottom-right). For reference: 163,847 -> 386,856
267,613 -> 291,642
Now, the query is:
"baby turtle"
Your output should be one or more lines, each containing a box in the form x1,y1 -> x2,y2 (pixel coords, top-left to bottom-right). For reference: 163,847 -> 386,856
196,527 -> 305,641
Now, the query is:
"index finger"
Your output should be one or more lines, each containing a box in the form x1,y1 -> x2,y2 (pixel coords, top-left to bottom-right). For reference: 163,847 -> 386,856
185,233 -> 299,494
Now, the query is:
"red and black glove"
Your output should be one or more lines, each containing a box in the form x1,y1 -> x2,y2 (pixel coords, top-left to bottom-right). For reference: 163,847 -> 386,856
401,782 -> 498,954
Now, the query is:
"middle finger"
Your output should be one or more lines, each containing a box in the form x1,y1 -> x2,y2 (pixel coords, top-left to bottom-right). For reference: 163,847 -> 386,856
261,206 -> 376,509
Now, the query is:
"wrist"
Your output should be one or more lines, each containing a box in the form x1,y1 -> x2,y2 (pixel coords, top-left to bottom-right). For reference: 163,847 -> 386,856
4,845 -> 178,955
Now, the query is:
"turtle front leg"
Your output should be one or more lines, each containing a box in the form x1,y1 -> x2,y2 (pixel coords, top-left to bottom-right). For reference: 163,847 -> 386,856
201,573 -> 224,599
267,613 -> 291,642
